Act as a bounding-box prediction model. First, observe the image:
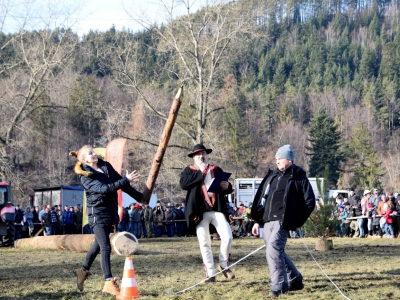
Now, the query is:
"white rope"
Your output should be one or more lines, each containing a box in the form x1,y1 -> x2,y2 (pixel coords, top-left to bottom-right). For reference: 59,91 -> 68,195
301,238 -> 351,300
166,238 -> 352,300
165,244 -> 266,295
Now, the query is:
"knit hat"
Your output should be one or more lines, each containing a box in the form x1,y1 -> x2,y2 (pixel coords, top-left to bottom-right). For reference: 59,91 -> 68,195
275,144 -> 294,162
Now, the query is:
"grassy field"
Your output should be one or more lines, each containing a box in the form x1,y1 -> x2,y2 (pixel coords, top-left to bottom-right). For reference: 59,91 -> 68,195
1,236 -> 400,300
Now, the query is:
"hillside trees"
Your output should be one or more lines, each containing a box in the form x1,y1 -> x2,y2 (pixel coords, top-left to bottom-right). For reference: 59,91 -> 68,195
0,29 -> 78,193
123,0 -> 272,147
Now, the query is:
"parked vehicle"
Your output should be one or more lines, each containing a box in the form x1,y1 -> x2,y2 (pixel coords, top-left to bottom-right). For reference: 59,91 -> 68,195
0,182 -> 15,247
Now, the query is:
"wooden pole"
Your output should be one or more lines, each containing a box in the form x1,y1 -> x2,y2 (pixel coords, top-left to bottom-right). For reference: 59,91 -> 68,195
15,232 -> 139,255
142,86 -> 184,204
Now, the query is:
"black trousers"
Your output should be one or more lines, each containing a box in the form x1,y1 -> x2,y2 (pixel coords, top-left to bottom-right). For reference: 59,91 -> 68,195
83,224 -> 113,280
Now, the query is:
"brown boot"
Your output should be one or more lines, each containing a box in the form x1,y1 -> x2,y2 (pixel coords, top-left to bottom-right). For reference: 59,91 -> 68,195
217,265 -> 235,280
102,278 -> 120,296
73,268 -> 92,292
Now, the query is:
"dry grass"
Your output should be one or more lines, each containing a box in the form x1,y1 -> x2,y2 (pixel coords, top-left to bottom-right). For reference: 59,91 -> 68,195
1,236 -> 400,300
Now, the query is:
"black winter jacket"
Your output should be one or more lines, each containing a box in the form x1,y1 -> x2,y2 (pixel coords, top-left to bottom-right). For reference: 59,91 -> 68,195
74,159 -> 143,227
251,165 -> 316,231
180,165 -> 232,234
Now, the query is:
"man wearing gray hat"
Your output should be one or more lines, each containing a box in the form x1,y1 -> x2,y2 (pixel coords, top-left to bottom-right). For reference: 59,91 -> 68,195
251,144 -> 316,297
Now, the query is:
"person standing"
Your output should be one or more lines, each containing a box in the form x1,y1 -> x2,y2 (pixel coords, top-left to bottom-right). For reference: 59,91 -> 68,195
14,204 -> 24,240
47,206 -> 59,235
180,144 -> 235,283
74,207 -> 83,234
142,203 -> 153,238
70,145 -> 143,296
22,207 -> 34,237
348,188 -> 361,206
153,202 -> 165,237
62,206 -> 75,234
41,207 -> 51,236
251,144 -> 315,297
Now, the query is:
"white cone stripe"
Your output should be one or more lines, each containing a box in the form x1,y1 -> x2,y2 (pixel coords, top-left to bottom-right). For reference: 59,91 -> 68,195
121,277 -> 137,287
124,260 -> 134,269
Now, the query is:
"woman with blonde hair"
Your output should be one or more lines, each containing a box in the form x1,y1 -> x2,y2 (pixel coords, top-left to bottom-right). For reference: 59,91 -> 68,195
70,145 -> 142,296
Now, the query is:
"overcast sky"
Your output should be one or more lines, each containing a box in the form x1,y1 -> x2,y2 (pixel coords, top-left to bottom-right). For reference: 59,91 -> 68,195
1,0 -> 203,36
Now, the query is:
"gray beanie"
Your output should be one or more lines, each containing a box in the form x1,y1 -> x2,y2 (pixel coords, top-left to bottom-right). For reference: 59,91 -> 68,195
275,144 -> 294,162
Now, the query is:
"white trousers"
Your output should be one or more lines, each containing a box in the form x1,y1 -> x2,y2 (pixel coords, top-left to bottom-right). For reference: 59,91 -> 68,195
196,211 -> 233,276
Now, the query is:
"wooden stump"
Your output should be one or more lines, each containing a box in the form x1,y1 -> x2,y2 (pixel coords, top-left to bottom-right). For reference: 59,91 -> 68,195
315,238 -> 333,251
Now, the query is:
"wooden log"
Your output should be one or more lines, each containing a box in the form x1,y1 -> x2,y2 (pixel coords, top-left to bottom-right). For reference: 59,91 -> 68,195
14,231 -> 139,255
142,86 -> 184,204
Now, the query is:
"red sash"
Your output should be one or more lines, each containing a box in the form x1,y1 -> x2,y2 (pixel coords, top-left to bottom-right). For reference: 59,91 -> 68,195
189,164 -> 218,207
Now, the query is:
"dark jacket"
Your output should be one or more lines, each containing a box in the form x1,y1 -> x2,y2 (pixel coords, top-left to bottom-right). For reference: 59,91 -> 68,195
143,206 -> 153,222
62,211 -> 74,225
74,159 -> 143,227
153,208 -> 165,227
251,165 -> 316,231
14,209 -> 24,223
350,201 -> 362,217
180,165 -> 233,234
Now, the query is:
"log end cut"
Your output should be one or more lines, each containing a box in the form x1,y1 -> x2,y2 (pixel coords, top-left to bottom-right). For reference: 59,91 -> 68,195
111,231 -> 139,256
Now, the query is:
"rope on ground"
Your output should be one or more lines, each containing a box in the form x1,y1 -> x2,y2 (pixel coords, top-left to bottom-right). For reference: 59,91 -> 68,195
166,238 -> 352,299
165,244 -> 266,295
301,238 -> 351,300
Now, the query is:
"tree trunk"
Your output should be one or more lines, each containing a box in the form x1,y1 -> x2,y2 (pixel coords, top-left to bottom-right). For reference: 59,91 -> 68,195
142,87 -> 184,204
15,232 -> 139,255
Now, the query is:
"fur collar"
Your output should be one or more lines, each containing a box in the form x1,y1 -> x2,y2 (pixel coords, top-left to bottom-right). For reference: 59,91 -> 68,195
74,161 -> 93,177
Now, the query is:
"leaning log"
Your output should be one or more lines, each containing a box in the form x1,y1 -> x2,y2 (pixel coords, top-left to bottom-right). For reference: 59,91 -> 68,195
14,232 -> 139,255
142,86 -> 184,204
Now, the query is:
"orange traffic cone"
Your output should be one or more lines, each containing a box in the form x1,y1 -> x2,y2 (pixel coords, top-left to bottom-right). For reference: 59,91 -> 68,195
117,256 -> 141,299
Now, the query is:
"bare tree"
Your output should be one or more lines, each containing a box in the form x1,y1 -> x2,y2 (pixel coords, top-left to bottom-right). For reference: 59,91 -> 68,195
119,0 -> 270,145
0,1 -> 80,200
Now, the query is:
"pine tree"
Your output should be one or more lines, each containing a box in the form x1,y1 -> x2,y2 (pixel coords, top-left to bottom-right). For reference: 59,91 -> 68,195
222,75 -> 254,177
347,123 -> 383,190
306,108 -> 343,187
67,76 -> 104,145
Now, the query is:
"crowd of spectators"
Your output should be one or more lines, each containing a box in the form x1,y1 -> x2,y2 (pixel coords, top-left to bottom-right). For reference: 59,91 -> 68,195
118,200 -> 188,238
335,188 -> 400,238
229,201 -> 256,238
14,204 -> 83,239
12,188 -> 400,241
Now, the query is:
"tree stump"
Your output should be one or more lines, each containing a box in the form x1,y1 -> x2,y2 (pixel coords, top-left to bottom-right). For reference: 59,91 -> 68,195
315,238 -> 333,251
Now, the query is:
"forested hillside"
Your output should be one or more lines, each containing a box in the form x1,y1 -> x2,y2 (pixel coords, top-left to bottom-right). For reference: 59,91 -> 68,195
1,0 -> 400,204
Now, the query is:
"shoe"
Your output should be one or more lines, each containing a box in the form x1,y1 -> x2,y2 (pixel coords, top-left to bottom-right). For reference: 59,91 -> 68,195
269,289 -> 287,297
201,276 -> 216,284
73,268 -> 92,292
102,278 -> 120,296
217,265 -> 235,280
288,280 -> 304,291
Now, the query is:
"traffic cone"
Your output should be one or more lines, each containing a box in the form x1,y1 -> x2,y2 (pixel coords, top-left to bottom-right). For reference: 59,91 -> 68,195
117,256 -> 141,299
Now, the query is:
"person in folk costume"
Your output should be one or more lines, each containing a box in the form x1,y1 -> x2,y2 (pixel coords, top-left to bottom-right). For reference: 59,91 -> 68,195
180,144 -> 235,283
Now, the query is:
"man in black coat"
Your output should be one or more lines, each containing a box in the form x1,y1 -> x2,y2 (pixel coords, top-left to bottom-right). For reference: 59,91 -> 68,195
180,144 -> 235,283
251,145 -> 315,297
